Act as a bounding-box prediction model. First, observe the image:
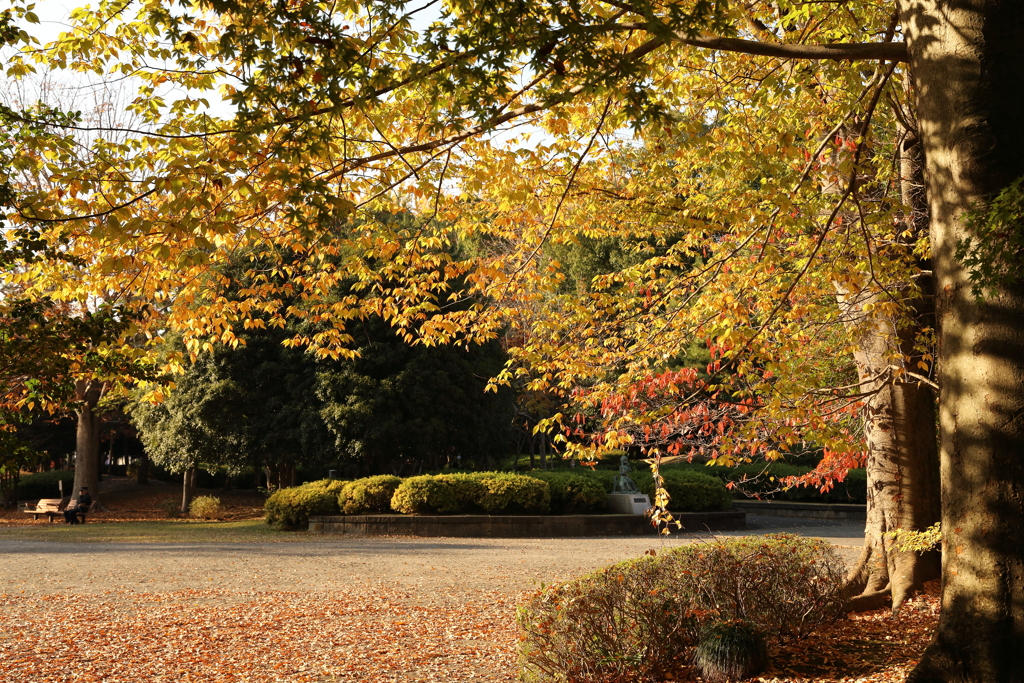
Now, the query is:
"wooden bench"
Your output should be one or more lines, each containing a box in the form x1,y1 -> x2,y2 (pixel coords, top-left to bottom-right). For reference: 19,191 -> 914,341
20,499 -> 91,523
21,498 -> 66,522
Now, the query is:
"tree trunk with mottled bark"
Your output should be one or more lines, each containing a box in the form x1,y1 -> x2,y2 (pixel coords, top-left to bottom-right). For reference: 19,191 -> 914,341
901,0 -> 1024,679
841,103 -> 942,613
180,466 -> 197,514
822,112 -> 941,613
839,292 -> 941,612
72,379 -> 107,511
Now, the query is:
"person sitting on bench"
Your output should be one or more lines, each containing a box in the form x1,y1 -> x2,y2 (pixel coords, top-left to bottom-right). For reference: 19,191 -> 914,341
63,487 -> 92,524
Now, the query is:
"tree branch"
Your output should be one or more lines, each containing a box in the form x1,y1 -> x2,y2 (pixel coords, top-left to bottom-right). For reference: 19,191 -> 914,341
613,23 -> 908,62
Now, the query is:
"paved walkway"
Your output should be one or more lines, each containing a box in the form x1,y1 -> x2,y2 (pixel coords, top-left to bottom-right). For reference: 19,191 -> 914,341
0,515 -> 863,601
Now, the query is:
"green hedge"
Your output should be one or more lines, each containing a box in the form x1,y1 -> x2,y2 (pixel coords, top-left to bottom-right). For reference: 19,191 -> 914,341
517,534 -> 845,683
634,468 -> 733,512
263,465 -> 735,524
17,471 -> 76,500
388,473 -> 552,515
525,471 -> 607,514
390,473 -> 488,514
338,475 -> 402,514
474,473 -> 550,514
551,465 -> 732,512
671,462 -> 868,504
264,479 -> 346,530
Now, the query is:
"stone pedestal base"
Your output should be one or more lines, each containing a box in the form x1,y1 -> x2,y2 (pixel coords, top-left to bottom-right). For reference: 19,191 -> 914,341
606,493 -> 651,515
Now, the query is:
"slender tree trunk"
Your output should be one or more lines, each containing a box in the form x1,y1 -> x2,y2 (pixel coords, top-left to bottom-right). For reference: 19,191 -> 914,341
180,467 -> 197,514
136,452 -> 149,485
107,432 -> 115,475
72,379 -> 106,510
901,1 -> 1024,679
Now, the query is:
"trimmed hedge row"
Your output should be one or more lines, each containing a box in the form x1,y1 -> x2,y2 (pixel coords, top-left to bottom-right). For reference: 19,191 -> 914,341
389,473 -> 552,514
517,534 -> 846,682
338,475 -> 402,515
17,470 -> 76,500
265,479 -> 347,530
525,471 -> 607,514
264,467 -> 734,529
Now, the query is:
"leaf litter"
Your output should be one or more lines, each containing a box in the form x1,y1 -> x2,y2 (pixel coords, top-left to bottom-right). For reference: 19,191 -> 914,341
0,580 -> 939,682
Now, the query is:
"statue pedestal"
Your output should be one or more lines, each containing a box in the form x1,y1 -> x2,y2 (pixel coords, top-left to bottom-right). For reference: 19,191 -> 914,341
606,493 -> 651,515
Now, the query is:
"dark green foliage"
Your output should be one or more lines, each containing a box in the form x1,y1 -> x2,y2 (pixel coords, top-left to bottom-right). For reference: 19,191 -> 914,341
474,473 -> 551,514
338,475 -> 402,514
517,534 -> 845,682
693,621 -> 769,682
16,470 -> 75,500
389,473 -> 488,514
956,175 -> 1024,298
635,468 -> 732,512
133,332 -> 337,478
525,471 -> 607,514
318,315 -> 515,475
264,479 -> 345,530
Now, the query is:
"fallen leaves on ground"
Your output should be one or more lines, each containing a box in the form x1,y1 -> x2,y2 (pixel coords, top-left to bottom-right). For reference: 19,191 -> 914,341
752,581 -> 940,683
0,587 -> 519,682
0,582 -> 939,682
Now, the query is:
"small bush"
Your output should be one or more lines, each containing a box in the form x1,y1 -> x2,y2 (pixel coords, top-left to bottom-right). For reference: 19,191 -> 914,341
338,475 -> 402,515
264,482 -> 342,530
304,478 -> 349,496
660,534 -> 847,640
389,474 -> 487,514
17,470 -> 76,500
526,471 -> 607,514
693,621 -> 769,682
189,496 -> 222,519
518,556 -> 698,683
517,534 -> 844,682
474,473 -> 551,514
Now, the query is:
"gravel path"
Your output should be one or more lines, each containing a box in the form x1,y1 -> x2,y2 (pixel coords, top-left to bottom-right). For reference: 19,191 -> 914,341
0,515 -> 863,600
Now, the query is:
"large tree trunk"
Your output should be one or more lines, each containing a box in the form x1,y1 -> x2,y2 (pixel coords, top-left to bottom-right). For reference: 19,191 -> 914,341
72,379 -> 106,510
840,301 -> 941,612
841,103 -> 942,613
901,0 -> 1024,680
822,109 -> 941,613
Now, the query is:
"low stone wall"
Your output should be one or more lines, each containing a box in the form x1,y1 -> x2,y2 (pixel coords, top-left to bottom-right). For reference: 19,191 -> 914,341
308,511 -> 745,537
731,499 -> 866,520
